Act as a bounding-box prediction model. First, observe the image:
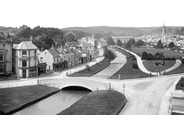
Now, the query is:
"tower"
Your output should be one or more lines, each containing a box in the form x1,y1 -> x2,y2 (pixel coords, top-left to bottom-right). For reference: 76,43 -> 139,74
161,24 -> 166,44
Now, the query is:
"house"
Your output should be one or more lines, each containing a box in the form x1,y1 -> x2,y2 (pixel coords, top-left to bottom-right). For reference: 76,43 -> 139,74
13,40 -> 39,78
81,43 -> 94,60
38,47 -> 61,72
0,35 -> 12,75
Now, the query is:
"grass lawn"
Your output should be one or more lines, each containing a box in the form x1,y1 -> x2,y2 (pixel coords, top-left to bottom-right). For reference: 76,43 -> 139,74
143,60 -> 175,72
110,47 -> 153,79
0,85 -> 59,114
57,90 -> 126,115
164,64 -> 184,75
131,47 -> 184,58
172,112 -> 184,115
175,77 -> 184,90
68,57 -> 111,77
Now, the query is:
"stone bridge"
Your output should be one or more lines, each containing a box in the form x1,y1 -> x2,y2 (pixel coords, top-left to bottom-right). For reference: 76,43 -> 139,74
37,77 -> 111,91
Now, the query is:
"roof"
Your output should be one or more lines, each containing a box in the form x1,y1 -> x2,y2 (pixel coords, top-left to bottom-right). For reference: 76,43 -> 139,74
0,35 -> 7,40
15,41 -> 38,50
47,49 -> 60,57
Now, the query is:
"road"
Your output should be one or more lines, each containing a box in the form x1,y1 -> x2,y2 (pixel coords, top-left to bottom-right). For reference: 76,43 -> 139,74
114,74 -> 183,115
91,51 -> 127,78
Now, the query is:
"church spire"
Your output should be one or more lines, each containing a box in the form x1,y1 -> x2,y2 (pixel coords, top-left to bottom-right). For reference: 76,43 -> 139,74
162,23 -> 166,35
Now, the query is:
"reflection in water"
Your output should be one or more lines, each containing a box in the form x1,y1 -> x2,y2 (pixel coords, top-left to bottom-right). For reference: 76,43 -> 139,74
14,90 -> 89,115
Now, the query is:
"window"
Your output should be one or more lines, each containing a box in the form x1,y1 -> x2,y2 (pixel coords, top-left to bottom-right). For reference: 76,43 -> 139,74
0,64 -> 5,72
22,60 -> 27,67
57,57 -> 59,62
3,44 -> 5,47
22,50 -> 27,56
40,57 -> 43,62
0,55 -> 3,61
34,50 -> 36,55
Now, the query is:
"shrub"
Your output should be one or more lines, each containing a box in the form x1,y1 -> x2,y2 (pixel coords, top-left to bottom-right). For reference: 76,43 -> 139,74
132,63 -> 139,69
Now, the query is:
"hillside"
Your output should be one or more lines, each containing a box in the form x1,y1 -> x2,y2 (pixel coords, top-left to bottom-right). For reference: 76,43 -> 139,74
0,26 -> 18,33
62,26 -> 182,37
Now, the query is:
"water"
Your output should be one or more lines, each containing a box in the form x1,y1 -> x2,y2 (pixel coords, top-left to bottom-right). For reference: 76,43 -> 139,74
13,90 -> 89,115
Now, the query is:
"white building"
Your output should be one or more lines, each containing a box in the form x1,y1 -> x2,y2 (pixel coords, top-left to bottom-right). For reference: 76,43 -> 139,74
13,41 -> 39,78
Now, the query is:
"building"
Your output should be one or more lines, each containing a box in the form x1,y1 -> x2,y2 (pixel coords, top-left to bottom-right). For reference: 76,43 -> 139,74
0,35 -> 12,75
111,36 -> 134,44
13,40 -> 39,78
38,47 -> 62,72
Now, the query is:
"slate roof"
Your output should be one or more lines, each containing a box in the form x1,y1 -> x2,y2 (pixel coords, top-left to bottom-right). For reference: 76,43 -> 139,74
15,41 -> 38,50
47,49 -> 60,57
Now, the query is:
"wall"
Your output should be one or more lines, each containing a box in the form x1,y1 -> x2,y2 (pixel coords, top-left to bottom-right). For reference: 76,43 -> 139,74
38,50 -> 53,71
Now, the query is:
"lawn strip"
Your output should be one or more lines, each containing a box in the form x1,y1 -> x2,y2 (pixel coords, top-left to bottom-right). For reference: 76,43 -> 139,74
110,47 -> 152,79
143,60 -> 175,72
164,64 -> 184,75
68,57 -> 112,77
57,90 -> 126,115
0,85 -> 59,114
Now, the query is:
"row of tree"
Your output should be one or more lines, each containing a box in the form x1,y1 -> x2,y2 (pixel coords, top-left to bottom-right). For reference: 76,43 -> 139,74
107,37 -> 144,48
141,51 -> 176,60
8,25 -> 90,50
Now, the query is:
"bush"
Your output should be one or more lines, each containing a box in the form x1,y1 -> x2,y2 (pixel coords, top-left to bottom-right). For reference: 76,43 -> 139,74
132,63 -> 139,69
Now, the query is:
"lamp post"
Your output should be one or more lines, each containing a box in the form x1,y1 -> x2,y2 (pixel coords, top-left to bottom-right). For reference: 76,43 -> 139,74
123,83 -> 126,95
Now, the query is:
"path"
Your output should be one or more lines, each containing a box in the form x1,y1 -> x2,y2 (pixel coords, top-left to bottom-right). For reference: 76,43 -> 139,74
91,51 -> 127,79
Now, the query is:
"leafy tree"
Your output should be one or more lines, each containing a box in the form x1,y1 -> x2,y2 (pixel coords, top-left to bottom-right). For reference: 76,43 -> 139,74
168,42 -> 175,49
156,40 -> 163,49
117,39 -> 123,46
65,32 -> 77,42
53,35 -> 65,46
107,37 -> 115,45
141,51 -> 148,60
103,46 -> 116,61
135,39 -> 144,46
127,39 -> 135,46
125,43 -> 131,50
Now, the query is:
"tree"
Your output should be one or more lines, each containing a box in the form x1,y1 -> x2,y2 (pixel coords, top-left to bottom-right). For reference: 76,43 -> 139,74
168,42 -> 175,49
141,51 -> 148,60
135,39 -> 144,46
107,37 -> 115,45
103,46 -> 116,61
127,39 -> 135,46
125,43 -> 131,50
156,40 -> 163,49
117,39 -> 123,46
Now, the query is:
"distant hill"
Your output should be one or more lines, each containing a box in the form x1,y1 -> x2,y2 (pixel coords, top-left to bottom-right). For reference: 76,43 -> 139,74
62,26 -> 184,38
0,26 -> 18,33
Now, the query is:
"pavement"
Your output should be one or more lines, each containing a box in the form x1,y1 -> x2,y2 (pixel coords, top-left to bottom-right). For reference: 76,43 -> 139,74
91,51 -> 127,79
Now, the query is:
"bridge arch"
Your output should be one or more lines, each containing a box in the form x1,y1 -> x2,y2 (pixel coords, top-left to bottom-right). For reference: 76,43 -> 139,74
59,84 -> 94,91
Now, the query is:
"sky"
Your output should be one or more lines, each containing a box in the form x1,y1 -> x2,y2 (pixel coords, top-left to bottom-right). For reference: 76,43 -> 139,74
0,0 -> 184,28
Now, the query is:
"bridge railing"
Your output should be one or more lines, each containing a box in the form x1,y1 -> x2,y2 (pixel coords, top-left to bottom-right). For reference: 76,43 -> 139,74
37,78 -> 109,90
